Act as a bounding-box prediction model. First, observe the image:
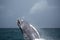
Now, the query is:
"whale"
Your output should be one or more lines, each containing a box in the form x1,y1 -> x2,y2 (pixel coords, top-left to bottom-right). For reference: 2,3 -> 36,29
16,18 -> 40,40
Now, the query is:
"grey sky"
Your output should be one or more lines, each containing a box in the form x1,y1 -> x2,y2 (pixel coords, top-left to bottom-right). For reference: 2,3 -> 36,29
0,0 -> 60,28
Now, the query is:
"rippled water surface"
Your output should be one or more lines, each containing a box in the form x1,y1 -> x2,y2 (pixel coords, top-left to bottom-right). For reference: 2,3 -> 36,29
0,28 -> 60,40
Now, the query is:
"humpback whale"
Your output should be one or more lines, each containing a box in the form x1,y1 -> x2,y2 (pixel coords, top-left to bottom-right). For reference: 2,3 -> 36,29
16,18 -> 40,40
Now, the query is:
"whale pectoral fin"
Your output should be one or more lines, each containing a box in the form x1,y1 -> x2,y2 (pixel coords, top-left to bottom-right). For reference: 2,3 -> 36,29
24,33 -> 30,40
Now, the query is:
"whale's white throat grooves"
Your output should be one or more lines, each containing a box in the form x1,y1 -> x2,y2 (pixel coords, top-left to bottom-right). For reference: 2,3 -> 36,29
29,24 -> 40,39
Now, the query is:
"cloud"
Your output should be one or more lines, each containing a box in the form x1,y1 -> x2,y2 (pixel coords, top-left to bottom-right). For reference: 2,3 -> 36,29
30,0 -> 58,14
30,0 -> 48,14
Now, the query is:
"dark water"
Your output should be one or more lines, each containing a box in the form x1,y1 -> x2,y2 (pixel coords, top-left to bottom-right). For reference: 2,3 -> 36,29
0,28 -> 60,40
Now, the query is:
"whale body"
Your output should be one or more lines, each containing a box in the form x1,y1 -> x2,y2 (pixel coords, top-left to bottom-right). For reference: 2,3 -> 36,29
16,18 -> 40,40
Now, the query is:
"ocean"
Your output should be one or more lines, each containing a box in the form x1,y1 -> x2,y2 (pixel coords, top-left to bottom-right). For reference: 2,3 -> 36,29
0,28 -> 60,40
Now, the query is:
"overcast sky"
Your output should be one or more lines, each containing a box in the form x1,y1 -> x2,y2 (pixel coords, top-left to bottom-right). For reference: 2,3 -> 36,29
0,0 -> 60,28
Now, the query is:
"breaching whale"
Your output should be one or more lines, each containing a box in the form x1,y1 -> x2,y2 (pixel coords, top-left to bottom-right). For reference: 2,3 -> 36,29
16,18 -> 40,40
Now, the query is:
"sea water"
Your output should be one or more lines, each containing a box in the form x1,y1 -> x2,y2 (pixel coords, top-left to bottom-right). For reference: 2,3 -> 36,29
0,28 -> 60,40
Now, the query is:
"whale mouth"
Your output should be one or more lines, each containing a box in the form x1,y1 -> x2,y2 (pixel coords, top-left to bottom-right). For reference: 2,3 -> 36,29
17,19 -> 20,24
16,19 -> 21,26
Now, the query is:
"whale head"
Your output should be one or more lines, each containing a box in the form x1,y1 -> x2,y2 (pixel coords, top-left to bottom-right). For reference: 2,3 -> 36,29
16,18 -> 24,28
